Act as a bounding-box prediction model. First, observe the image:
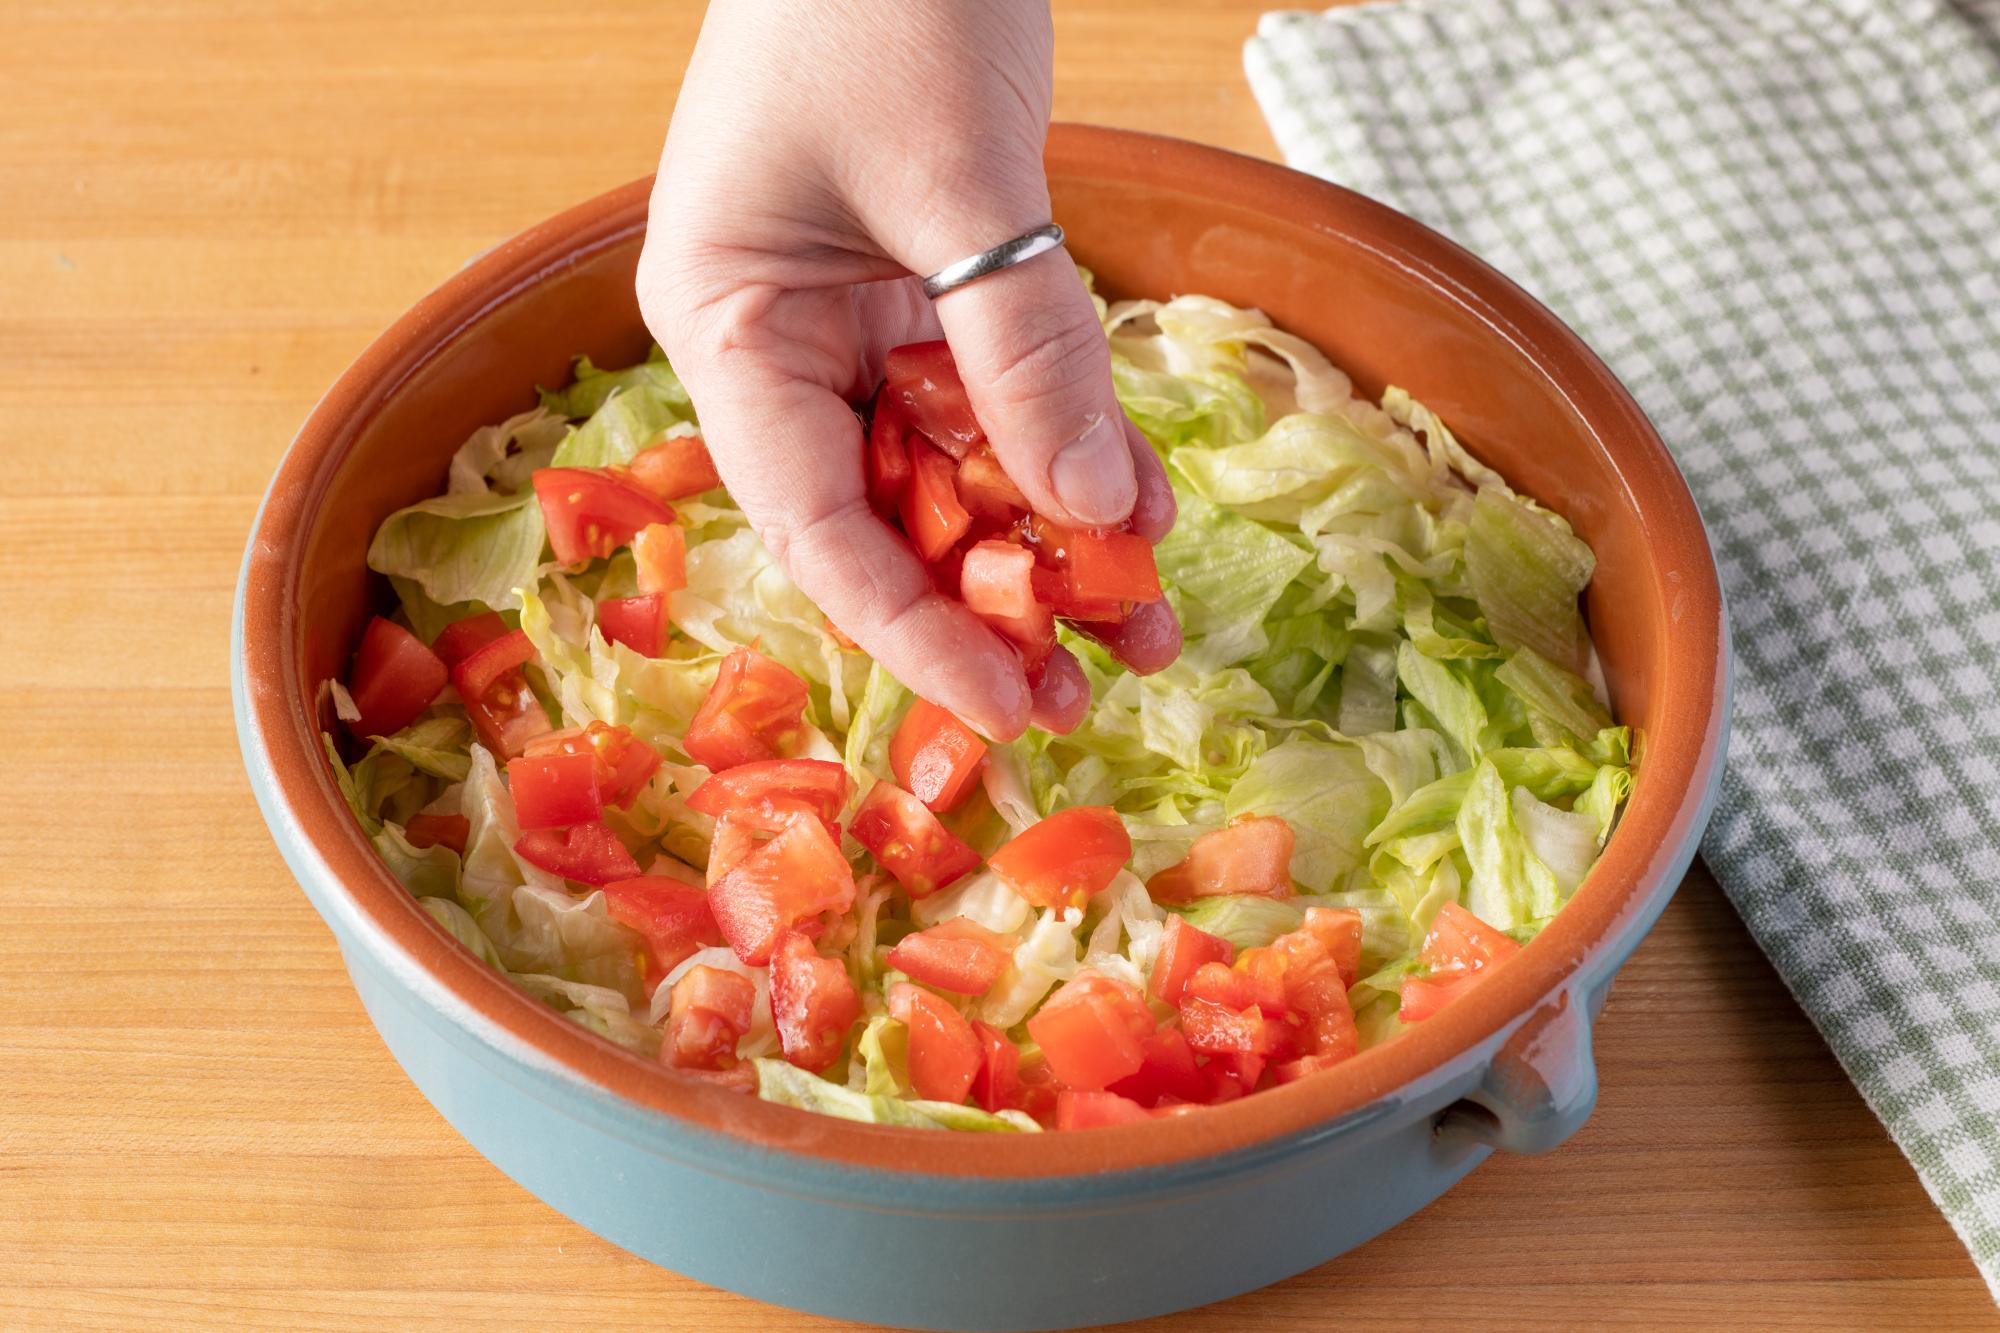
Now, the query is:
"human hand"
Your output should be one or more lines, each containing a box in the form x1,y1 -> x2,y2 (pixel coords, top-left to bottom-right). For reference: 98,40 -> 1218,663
635,0 -> 1177,742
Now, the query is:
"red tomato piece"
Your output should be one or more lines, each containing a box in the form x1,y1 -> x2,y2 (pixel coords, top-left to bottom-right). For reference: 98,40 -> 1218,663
1187,957 -> 1288,1019
601,876 -> 722,990
524,721 -> 661,809
888,981 -> 982,1104
954,447 -> 1028,525
883,340 -> 984,458
1146,816 -> 1296,903
886,917 -> 1016,995
596,593 -> 668,658
970,1021 -> 1023,1113
1148,915 -> 1236,1005
633,522 -> 688,596
866,400 -> 915,519
849,780 -> 982,897
686,758 -> 850,827
707,810 -> 857,965
888,699 -> 988,813
450,628 -> 552,759
1178,996 -> 1289,1061
431,611 -> 509,669
513,821 -> 641,886
346,616 -> 448,739
1420,901 -> 1523,973
682,646 -> 810,772
1301,906 -> 1364,989
768,929 -> 861,1074
1028,563 -> 1124,623
705,798 -> 816,886
1397,971 -> 1488,1023
1054,1090 -> 1152,1130
899,441 -> 972,562
532,466 -> 676,568
506,751 -> 602,830
663,965 -> 755,1071
959,539 -> 1036,620
988,805 -> 1132,910
1063,526 -> 1162,605
1026,971 -> 1152,1092
625,433 -> 721,501
1106,1027 -> 1210,1108
403,812 -> 470,855
980,596 -> 1058,676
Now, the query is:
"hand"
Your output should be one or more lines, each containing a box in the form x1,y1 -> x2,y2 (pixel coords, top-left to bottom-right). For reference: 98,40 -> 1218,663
636,0 -> 1177,742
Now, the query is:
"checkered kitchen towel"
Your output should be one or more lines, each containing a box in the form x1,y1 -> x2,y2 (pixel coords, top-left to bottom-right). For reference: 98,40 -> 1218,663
1247,0 -> 2000,1293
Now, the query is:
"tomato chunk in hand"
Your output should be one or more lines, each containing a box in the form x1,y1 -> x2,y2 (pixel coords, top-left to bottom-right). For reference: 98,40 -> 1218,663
899,442 -> 972,562
883,340 -> 984,458
346,616 -> 447,740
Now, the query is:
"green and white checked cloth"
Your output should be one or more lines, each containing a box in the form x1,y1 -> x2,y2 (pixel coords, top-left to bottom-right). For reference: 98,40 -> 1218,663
1247,0 -> 2000,1293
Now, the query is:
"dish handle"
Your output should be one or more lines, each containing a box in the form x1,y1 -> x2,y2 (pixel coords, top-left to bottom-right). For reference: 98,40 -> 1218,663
1436,987 -> 1597,1154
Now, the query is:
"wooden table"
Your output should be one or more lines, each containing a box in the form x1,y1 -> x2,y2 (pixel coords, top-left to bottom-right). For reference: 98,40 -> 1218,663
1,1 -> 1986,1327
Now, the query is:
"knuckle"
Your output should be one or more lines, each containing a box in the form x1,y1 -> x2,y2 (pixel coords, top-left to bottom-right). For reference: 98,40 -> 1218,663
975,312 -> 1109,421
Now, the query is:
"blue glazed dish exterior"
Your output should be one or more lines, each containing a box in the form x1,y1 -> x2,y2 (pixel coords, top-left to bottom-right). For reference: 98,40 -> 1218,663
231,137 -> 1733,1330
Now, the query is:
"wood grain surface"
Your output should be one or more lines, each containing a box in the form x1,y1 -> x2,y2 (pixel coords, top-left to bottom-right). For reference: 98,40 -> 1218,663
0,1 -> 1987,1328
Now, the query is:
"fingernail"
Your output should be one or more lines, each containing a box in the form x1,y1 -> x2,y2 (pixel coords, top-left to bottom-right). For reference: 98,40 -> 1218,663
1049,414 -> 1138,526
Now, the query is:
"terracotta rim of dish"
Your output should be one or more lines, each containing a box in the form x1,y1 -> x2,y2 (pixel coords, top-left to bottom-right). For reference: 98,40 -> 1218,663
239,125 -> 1726,1179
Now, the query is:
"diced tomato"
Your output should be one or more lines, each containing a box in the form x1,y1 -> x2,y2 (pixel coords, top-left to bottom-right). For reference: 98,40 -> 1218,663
601,876 -> 722,989
633,522 -> 688,596
1106,1028 -> 1209,1108
345,616 -> 448,739
899,442 -> 972,562
1146,816 -> 1296,903
1178,996 -> 1290,1062
1397,971 -> 1488,1023
1187,957 -> 1287,1019
1055,1089 -> 1152,1130
431,611 -> 510,669
954,447 -> 1029,525
888,982 -> 982,1104
866,400 -> 915,519
513,821 -> 641,886
403,812 -> 469,855
1027,971 -> 1152,1091
768,930 -> 861,1074
959,539 -> 1036,620
888,699 -> 988,813
970,1021 -> 1022,1113
625,432 -> 721,500
1420,901 -> 1523,973
980,596 -> 1058,676
451,628 -> 552,759
886,917 -> 1015,995
849,780 -> 982,896
707,809 -> 856,964
686,758 -> 850,827
1202,1051 -> 1268,1100
524,721 -> 661,809
988,805 -> 1131,910
663,965 -> 755,1071
1149,915 -> 1236,1005
596,593 -> 669,656
705,797 -> 816,885
506,752 -> 602,830
682,646 -> 810,771
883,341 -> 984,458
1028,563 -> 1124,622
1400,902 -> 1523,1023
532,466 -> 675,568
1063,526 -> 1162,605
1301,906 -> 1364,989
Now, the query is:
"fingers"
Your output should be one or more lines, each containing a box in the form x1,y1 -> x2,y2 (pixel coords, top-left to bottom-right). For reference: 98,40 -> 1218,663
1027,646 -> 1089,734
1123,417 -> 1177,541
1069,598 -> 1182,676
668,349 -> 1033,741
928,250 -> 1140,530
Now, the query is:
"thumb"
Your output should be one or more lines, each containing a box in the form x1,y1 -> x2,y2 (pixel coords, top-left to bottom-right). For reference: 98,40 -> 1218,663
926,239 -> 1138,529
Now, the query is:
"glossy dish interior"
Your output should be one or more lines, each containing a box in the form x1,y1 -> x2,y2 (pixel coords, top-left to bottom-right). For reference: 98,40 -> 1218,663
239,125 -> 1726,1177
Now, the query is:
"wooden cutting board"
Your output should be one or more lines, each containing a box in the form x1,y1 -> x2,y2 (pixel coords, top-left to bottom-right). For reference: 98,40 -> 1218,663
0,0 -> 1985,1327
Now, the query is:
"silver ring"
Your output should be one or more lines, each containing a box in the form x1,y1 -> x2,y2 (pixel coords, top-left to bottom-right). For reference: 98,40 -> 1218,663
920,223 -> 1065,300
